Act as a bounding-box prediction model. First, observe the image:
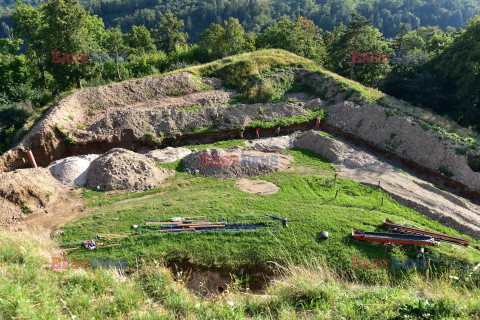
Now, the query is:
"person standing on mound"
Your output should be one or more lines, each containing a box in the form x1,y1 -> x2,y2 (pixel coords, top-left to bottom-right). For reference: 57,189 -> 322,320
255,128 -> 260,139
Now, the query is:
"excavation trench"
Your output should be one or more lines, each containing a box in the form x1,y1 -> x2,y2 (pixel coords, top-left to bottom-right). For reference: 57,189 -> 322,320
164,260 -> 273,298
3,118 -> 480,206
318,121 -> 480,205
4,120 -> 317,170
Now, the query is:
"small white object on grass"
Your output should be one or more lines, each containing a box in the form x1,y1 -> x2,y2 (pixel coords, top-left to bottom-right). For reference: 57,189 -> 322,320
320,231 -> 329,239
133,225 -> 138,229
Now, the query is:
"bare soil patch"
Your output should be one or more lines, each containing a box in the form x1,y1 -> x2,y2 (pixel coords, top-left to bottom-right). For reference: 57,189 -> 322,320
294,130 -> 480,239
234,179 -> 280,195
145,147 -> 192,163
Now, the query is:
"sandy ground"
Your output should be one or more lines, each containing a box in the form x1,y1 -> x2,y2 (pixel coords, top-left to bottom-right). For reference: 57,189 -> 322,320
335,156 -> 480,239
13,188 -> 90,231
234,179 -> 280,195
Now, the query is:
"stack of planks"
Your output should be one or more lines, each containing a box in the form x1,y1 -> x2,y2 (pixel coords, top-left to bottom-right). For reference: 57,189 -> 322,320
146,220 -> 226,232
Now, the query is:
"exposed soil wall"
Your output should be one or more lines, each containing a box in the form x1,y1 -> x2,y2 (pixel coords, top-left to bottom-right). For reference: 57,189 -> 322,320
2,70 -> 480,206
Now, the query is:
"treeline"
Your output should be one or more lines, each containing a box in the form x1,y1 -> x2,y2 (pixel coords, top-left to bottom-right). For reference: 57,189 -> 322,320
0,0 -> 479,153
2,0 -> 479,39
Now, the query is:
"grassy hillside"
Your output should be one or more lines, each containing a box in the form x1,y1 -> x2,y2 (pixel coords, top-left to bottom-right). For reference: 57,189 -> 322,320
3,227 -> 480,319
61,139 -> 480,281
1,138 -> 476,318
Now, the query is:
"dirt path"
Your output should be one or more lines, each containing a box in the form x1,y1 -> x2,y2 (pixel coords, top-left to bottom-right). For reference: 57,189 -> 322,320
336,162 -> 480,239
114,191 -> 170,205
19,188 -> 91,231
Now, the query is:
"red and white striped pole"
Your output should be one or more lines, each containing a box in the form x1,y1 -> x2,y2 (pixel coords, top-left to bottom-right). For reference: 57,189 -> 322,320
26,150 -> 37,168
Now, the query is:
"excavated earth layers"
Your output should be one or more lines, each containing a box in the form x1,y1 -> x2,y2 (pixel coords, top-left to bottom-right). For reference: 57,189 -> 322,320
88,102 -> 308,139
183,147 -> 293,178
87,148 -> 172,191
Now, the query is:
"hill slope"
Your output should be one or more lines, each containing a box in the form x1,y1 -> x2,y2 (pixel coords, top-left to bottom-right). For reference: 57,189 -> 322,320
2,50 -> 479,199
2,49 -> 480,319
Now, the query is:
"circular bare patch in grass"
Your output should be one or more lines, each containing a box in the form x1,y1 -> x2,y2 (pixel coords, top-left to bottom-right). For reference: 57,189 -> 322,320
235,178 -> 280,195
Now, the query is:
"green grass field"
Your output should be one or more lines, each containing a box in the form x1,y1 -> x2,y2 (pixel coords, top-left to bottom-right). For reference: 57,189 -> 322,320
60,139 -> 480,286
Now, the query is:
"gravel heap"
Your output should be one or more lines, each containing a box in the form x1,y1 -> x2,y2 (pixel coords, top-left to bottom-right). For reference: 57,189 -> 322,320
146,147 -> 192,163
183,147 -> 293,178
87,148 -> 171,191
48,154 -> 100,186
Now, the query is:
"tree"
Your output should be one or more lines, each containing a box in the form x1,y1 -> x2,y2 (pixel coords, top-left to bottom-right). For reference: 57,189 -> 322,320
326,14 -> 375,81
326,14 -> 390,87
11,2 -> 48,89
155,13 -> 188,53
291,16 -> 324,60
199,18 -> 250,59
127,25 -> 156,54
392,24 -> 408,52
256,16 -> 324,61
40,0 -> 105,90
256,17 -> 296,50
103,27 -> 128,81
433,16 -> 480,127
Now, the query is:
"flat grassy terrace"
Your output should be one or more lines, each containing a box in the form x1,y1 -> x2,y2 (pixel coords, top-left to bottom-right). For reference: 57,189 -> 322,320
61,139 -> 480,283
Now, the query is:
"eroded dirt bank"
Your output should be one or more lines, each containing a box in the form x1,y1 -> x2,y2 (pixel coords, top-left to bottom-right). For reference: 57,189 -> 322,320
1,70 -> 480,209
294,130 -> 480,239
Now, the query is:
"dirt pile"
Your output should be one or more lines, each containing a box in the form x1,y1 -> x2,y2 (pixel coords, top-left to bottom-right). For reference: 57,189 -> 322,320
294,130 -> 379,168
87,148 -> 172,191
146,147 -> 192,163
294,131 -> 347,163
246,135 -> 297,151
48,154 -> 100,186
234,179 -> 280,195
130,90 -> 236,110
0,168 -> 62,226
88,102 -> 308,139
183,147 -> 293,178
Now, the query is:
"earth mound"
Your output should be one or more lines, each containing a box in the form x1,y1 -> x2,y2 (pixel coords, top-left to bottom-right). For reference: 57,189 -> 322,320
294,130 -> 348,163
0,168 -> 62,225
48,154 -> 100,186
294,130 -> 378,168
87,148 -> 171,191
246,135 -> 297,151
234,179 -> 280,195
183,147 -> 293,178
146,147 -> 192,163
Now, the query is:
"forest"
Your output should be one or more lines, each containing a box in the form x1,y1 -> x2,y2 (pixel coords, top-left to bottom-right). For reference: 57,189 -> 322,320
0,0 -> 479,153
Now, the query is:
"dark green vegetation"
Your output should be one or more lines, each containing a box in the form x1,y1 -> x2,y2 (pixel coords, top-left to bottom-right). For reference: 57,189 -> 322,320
62,142 -> 480,284
2,0 -> 480,39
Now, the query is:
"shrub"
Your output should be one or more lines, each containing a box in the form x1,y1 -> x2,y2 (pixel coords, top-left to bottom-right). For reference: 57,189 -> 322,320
438,166 -> 454,177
